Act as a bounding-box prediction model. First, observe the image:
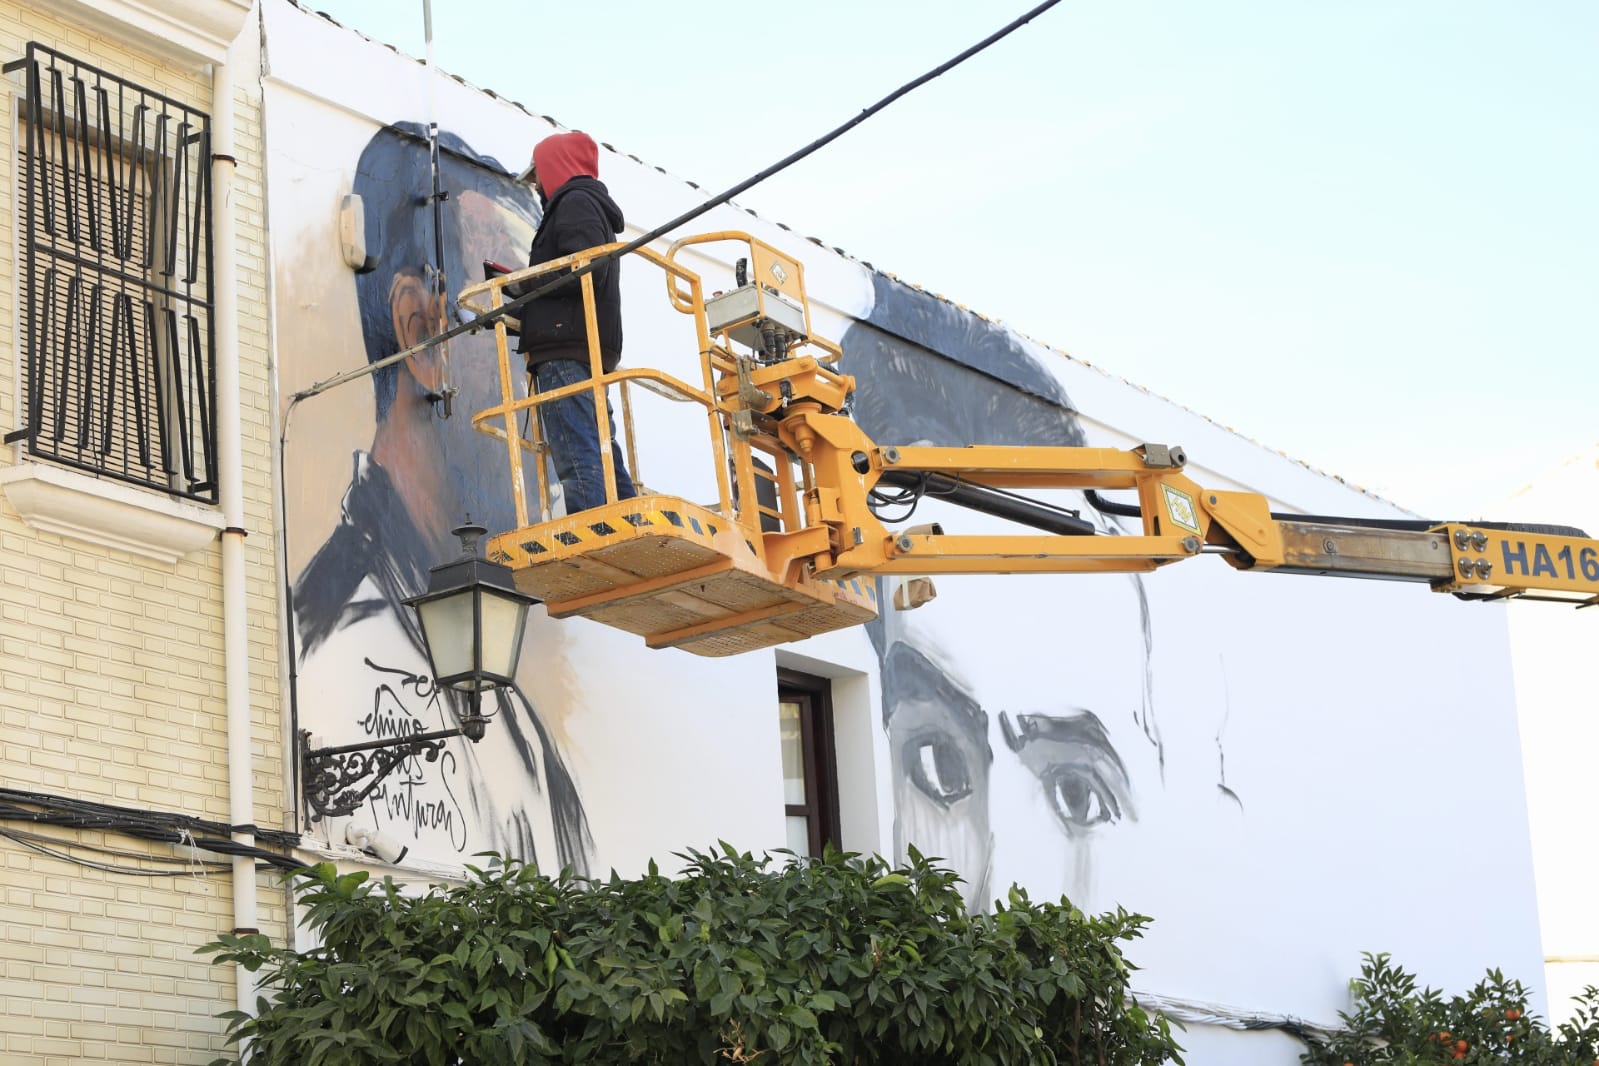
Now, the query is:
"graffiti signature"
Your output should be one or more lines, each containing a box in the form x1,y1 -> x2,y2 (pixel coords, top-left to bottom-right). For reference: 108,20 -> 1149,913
358,658 -> 467,851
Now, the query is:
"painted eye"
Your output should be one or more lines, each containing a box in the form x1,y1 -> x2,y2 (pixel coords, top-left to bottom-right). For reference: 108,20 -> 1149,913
1039,765 -> 1123,832
999,711 -> 1134,836
904,737 -> 973,807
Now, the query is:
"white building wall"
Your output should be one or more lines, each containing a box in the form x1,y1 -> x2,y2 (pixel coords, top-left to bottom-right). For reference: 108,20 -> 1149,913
261,1 -> 1548,1059
1503,446 -> 1599,1023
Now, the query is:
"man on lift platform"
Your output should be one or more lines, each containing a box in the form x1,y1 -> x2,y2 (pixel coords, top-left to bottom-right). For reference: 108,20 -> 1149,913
510,130 -> 637,513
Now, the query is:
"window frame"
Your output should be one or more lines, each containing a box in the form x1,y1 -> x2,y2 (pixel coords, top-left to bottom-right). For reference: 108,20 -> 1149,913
5,41 -> 217,504
778,668 -> 842,857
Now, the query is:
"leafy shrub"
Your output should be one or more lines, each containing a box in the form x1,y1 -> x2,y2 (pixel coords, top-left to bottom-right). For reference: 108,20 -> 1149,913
1301,951 -> 1599,1065
204,845 -> 1182,1065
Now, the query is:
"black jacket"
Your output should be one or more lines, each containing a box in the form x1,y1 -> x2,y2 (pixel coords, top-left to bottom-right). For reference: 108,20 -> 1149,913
514,175 -> 625,372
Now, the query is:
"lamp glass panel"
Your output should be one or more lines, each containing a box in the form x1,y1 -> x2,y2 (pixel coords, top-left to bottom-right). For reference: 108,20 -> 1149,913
417,591 -> 476,682
476,587 -> 530,683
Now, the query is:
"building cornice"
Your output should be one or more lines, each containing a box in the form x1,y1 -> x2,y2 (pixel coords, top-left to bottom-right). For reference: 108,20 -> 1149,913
51,0 -> 252,68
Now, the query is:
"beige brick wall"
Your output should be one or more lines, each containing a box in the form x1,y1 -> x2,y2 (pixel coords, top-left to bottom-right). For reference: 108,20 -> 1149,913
0,4 -> 287,1064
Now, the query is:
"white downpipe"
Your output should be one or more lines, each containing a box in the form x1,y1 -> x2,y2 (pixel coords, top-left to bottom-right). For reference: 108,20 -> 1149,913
211,43 -> 257,1020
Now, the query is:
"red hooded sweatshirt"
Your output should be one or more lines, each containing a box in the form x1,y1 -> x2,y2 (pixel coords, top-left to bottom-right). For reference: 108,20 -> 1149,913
531,130 -> 599,197
516,130 -> 625,370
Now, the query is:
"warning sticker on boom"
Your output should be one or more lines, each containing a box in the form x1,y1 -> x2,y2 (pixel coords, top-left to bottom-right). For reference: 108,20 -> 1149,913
1162,485 -> 1201,535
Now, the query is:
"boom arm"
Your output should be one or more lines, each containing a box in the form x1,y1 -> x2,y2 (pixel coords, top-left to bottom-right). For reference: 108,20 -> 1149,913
765,398 -> 1598,605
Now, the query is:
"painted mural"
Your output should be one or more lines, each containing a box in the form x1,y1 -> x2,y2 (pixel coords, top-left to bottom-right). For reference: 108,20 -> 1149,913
287,121 -> 591,872
265,5 -> 1552,1056
266,0 -> 797,881
841,276 -> 1172,912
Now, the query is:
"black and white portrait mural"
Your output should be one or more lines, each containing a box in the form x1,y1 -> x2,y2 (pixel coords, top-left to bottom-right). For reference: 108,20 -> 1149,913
263,14 -> 1553,1049
287,122 -> 592,872
843,276 -> 1164,913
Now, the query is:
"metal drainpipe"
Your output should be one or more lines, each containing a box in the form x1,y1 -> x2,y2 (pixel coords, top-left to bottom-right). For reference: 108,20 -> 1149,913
210,45 -> 257,1021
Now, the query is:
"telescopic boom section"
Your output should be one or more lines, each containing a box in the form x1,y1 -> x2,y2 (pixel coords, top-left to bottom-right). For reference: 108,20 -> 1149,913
457,231 -> 1596,658
784,409 -> 1599,607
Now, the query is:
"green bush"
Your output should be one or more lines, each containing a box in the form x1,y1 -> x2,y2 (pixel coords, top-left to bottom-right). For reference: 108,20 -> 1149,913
1301,952 -> 1599,1065
204,845 -> 1182,1065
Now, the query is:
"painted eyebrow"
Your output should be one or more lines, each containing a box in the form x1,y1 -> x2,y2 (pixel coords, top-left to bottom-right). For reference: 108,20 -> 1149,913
882,640 -> 989,744
1000,708 -> 1124,770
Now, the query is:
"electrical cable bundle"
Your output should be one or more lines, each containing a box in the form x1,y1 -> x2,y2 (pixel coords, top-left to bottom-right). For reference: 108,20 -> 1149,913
0,787 -> 306,874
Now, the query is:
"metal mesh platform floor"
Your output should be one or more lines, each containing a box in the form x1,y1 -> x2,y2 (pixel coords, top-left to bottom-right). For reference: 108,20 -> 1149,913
487,495 -> 877,656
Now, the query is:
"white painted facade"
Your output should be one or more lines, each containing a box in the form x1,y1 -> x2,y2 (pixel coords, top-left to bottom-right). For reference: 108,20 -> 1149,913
1504,446 -> 1599,1025
261,1 -> 1549,1060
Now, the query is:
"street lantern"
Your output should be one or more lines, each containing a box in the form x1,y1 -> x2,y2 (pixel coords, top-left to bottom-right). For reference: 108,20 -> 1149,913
299,521 -> 542,821
405,522 -> 539,736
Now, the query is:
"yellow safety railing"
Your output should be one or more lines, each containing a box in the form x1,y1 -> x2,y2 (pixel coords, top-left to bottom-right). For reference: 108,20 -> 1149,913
662,231 -> 841,365
454,238 -> 729,530
457,240 -> 768,553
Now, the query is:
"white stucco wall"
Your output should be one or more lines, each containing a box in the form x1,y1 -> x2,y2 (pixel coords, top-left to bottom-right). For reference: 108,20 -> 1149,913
260,1 -> 1548,1058
1503,446 -> 1599,1024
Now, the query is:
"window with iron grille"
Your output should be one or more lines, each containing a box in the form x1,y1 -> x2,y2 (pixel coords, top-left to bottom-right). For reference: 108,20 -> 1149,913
4,43 -> 217,504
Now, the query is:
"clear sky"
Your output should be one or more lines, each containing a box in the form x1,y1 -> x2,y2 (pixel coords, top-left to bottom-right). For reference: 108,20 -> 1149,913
304,0 -> 1597,521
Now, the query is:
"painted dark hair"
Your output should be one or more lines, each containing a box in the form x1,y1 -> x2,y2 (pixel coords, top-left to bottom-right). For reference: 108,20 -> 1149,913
352,122 -> 531,419
846,273 -> 1086,449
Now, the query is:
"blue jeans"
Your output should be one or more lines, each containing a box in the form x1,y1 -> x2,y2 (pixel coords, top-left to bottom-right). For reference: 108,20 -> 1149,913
532,358 -> 636,513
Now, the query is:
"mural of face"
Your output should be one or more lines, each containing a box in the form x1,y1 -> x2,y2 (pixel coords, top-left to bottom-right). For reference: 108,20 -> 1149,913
877,567 -> 1154,913
878,635 -> 994,906
845,277 -> 1161,913
439,184 -> 542,529
290,123 -> 591,872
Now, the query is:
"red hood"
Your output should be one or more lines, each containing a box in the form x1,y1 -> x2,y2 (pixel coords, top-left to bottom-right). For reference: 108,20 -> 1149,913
532,130 -> 599,197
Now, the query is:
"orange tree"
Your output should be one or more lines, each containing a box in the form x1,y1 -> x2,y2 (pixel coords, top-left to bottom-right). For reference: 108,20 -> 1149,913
203,846 -> 1182,1065
1301,952 -> 1599,1066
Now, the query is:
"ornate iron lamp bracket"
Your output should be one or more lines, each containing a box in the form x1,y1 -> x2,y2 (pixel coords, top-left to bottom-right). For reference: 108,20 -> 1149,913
299,725 -> 466,821
298,522 -> 536,827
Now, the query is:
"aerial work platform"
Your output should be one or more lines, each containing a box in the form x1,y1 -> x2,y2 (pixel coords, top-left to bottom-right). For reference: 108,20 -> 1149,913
486,494 -> 876,657
460,232 -> 881,655
455,230 -> 1598,658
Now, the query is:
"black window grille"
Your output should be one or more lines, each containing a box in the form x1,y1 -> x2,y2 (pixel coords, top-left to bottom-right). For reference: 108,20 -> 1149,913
4,42 -> 217,503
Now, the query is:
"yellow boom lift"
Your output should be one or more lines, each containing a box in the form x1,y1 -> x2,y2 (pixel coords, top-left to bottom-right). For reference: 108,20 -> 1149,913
457,233 -> 1599,657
